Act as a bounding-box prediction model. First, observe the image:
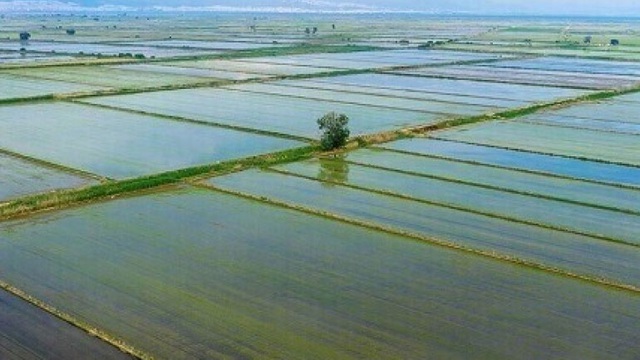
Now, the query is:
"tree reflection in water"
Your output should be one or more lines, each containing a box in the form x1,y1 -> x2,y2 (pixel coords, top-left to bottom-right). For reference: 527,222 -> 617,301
318,155 -> 349,187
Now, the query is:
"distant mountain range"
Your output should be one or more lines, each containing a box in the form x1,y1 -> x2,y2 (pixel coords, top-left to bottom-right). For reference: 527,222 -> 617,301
0,0 -> 395,13
1,0 -> 640,16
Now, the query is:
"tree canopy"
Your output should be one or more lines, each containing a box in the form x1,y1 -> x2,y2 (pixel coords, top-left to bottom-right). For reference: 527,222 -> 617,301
317,112 -> 350,151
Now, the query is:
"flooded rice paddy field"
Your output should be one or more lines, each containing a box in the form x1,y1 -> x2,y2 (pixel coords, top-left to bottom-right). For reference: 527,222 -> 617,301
5,65 -> 215,89
80,72 -> 589,139
0,73 -> 104,100
0,153 -> 95,203
0,102 -> 302,178
391,65 -> 640,89
0,288 -> 131,359
384,138 -> 640,188
208,169 -> 640,289
1,13 -> 640,359
0,40 -> 221,58
0,189 -> 638,359
433,121 -> 640,166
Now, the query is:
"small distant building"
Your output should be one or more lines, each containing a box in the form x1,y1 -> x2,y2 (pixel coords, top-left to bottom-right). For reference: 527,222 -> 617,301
611,39 -> 620,46
19,32 -> 31,41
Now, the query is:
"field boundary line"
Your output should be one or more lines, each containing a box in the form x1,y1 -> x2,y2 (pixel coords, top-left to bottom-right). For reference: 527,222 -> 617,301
71,100 -> 313,142
260,81 -> 509,108
383,70 -> 603,90
3,62 -> 640,221
475,62 -> 640,78
0,147 -> 106,182
375,146 -> 640,191
519,118 -> 640,136
0,44 -> 381,71
430,136 -> 640,169
266,167 -> 640,249
218,86 -> 460,117
438,44 -> 640,63
342,158 -> 640,216
0,279 -> 152,359
198,183 -> 640,295
232,55 -> 519,72
0,146 -> 315,221
302,77 -> 538,103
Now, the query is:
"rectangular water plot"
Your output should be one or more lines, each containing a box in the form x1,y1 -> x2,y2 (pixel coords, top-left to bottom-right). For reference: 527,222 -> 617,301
276,159 -> 640,245
433,121 -> 640,166
0,40 -> 216,58
522,114 -> 640,135
6,66 -> 212,89
481,56 -> 640,77
393,65 -> 640,89
0,188 -> 639,359
286,79 -> 526,109
383,138 -> 640,188
345,148 -> 640,214
110,64 -> 270,81
314,73 -> 588,103
209,170 -> 640,289
169,59 -> 340,76
224,82 -> 494,116
0,73 -> 104,101
537,100 -> 640,125
0,102 -> 302,179
0,153 -> 94,202
81,87 -> 438,138
239,50 -> 505,70
116,40 -> 282,50
0,288 -> 130,359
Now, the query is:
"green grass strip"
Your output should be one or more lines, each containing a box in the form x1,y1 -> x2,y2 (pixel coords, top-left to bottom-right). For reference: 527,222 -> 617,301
0,146 -> 316,221
0,94 -> 55,105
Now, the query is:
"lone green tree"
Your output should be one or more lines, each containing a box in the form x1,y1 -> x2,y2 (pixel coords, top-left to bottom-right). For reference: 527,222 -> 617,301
317,112 -> 350,151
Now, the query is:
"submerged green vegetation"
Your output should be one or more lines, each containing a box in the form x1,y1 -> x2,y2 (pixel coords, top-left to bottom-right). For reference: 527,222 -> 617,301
1,188 -> 639,359
434,121 -> 640,166
0,287 -> 130,359
207,169 -> 640,291
0,146 -> 315,220
1,12 -> 640,360
0,152 -> 96,203
0,102 -> 304,179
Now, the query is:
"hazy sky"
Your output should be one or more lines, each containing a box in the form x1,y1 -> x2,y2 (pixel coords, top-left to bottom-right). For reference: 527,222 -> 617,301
3,0 -> 640,15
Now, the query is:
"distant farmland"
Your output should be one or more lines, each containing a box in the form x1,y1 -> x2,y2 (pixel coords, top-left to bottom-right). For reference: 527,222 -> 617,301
0,12 -> 639,360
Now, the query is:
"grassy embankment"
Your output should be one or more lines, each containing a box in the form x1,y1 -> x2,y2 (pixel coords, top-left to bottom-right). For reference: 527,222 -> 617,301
354,87 -> 639,146
3,85 -> 640,221
0,146 -> 316,220
2,41 -> 640,359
